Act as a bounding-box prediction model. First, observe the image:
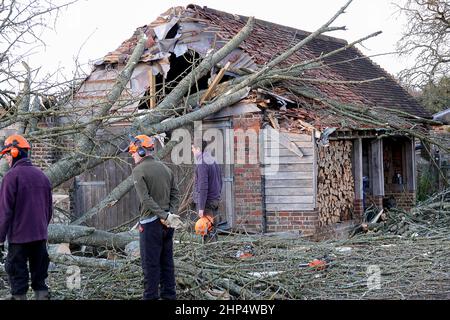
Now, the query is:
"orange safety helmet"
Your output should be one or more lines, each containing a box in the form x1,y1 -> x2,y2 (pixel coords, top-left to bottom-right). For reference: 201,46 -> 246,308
195,216 -> 214,236
128,134 -> 155,156
1,134 -> 31,158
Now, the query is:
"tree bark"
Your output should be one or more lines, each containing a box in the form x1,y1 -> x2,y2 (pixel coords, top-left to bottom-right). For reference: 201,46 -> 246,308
45,34 -> 147,188
17,62 -> 31,134
48,224 -> 138,249
49,252 -> 140,272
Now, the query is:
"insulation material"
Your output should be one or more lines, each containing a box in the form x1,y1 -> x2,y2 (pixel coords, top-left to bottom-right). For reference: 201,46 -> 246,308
141,51 -> 171,63
151,57 -> 171,78
173,43 -> 188,57
153,17 -> 179,40
157,38 -> 179,53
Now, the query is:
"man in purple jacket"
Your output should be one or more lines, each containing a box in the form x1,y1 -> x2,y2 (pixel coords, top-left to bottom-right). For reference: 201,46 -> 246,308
191,140 -> 222,242
0,134 -> 53,300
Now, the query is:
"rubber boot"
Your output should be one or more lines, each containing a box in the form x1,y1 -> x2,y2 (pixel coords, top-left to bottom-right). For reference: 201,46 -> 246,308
34,290 -> 50,300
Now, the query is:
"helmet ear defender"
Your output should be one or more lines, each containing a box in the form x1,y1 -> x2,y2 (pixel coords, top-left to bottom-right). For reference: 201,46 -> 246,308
128,135 -> 154,157
137,146 -> 146,157
1,135 -> 31,158
134,139 -> 146,157
10,140 -> 19,158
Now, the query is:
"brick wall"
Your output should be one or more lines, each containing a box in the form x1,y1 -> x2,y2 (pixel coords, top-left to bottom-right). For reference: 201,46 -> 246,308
365,194 -> 384,209
233,113 -> 264,233
385,192 -> 416,211
31,137 -> 58,170
353,199 -> 364,219
266,210 -> 319,237
31,119 -> 60,169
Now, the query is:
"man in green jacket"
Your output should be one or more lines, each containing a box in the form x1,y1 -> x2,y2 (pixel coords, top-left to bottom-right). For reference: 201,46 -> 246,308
129,134 -> 182,300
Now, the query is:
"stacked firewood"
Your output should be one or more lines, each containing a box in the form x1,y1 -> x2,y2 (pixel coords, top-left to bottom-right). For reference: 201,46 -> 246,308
317,140 -> 355,226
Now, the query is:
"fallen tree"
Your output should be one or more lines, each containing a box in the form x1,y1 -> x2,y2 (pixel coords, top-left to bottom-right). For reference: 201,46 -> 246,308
48,252 -> 140,272
2,189 -> 450,300
3,228 -> 447,300
351,188 -> 450,238
48,224 -> 137,250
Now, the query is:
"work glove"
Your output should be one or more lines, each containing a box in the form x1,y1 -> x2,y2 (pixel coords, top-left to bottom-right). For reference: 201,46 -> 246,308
0,243 -> 5,264
164,213 -> 184,230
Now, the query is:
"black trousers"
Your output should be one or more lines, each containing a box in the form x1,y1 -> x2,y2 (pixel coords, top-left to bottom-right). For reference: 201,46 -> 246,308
5,240 -> 49,295
139,220 -> 176,300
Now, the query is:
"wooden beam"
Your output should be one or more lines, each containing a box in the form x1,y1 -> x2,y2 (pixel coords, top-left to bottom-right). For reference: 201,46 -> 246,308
370,139 -> 384,197
279,132 -> 304,157
353,138 -> 363,200
268,112 -> 280,129
264,127 -> 305,158
266,203 -> 315,211
200,62 -> 231,105
404,137 -> 416,192
312,129 -> 318,208
297,119 -> 316,133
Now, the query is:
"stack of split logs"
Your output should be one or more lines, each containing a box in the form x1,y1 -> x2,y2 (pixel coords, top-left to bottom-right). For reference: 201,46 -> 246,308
317,140 -> 355,226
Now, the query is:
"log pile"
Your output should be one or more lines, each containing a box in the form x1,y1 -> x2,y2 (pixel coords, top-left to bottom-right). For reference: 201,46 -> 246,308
317,140 -> 355,226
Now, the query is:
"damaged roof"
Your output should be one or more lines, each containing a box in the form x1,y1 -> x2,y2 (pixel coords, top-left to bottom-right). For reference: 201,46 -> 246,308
78,4 -> 430,131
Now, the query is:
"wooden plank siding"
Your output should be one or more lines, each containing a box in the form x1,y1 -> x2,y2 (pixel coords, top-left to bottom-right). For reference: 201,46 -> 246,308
73,155 -> 140,230
263,131 -> 316,212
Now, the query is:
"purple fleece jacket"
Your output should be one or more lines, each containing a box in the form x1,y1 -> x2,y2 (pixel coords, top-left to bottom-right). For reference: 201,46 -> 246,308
0,158 -> 53,244
194,152 -> 222,211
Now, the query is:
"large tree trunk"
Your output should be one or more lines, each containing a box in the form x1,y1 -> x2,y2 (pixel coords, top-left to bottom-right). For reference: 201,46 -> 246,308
44,34 -> 148,188
48,224 -> 137,250
49,252 -> 140,272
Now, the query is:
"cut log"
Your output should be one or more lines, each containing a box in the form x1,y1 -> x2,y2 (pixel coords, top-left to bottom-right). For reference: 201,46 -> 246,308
49,252 -> 140,272
48,243 -> 71,255
124,240 -> 140,259
48,224 -> 138,250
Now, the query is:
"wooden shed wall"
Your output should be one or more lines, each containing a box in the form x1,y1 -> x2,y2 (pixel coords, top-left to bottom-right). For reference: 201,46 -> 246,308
263,132 -> 316,211
72,155 -> 140,230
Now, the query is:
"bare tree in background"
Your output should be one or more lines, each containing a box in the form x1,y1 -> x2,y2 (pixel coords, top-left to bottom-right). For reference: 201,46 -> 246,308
396,0 -> 450,89
0,0 -> 76,109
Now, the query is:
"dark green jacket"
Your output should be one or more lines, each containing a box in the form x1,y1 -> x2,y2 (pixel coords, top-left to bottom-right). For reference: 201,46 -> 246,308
132,156 -> 180,221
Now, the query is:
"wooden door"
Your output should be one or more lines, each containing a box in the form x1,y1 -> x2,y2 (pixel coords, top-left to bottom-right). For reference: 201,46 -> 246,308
73,155 -> 140,230
202,120 -> 234,227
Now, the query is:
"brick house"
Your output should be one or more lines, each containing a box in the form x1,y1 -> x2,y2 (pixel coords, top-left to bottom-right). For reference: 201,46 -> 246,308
430,109 -> 450,188
1,5 -> 432,237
